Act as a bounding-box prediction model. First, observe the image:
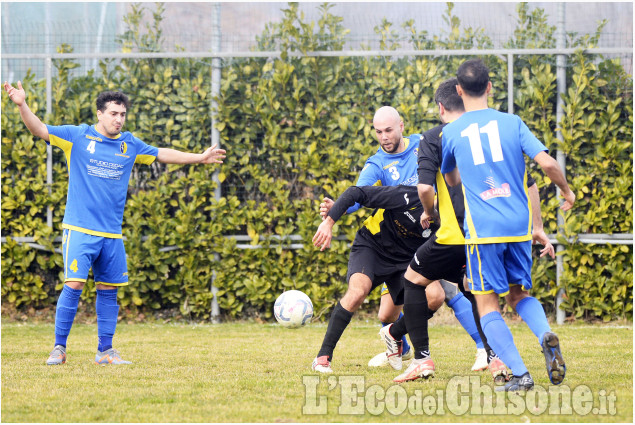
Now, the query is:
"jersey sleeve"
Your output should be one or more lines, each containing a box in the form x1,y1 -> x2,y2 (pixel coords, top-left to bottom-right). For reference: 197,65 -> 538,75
417,133 -> 440,186
134,137 -> 159,165
329,185 -> 419,222
46,124 -> 82,154
518,117 -> 548,159
345,160 -> 383,214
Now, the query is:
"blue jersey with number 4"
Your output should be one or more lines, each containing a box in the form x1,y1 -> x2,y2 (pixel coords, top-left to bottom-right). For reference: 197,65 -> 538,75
47,124 -> 159,238
346,134 -> 420,214
440,109 -> 547,244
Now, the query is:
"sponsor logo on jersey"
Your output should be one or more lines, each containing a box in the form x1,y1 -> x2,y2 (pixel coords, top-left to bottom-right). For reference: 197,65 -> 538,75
115,141 -> 130,158
90,158 -> 125,169
86,135 -> 103,142
422,229 -> 431,238
413,147 -> 418,156
404,210 -> 416,223
480,183 -> 511,201
383,161 -> 399,170
400,175 -> 418,186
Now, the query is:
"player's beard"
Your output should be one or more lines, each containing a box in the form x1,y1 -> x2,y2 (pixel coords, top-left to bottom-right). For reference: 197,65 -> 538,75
382,138 -> 402,153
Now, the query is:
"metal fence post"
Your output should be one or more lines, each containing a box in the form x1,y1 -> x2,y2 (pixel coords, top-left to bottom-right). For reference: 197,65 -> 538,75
45,56 -> 53,228
555,2 -> 567,325
210,2 -> 222,323
507,53 -> 514,114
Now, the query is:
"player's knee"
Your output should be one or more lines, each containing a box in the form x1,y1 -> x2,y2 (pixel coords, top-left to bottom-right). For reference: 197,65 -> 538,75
506,289 -> 528,310
342,287 -> 367,310
65,280 -> 85,291
377,307 -> 401,323
426,282 -> 445,311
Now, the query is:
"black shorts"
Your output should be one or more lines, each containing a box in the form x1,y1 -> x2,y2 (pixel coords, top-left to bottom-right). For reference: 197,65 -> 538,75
347,243 -> 409,306
409,234 -> 466,284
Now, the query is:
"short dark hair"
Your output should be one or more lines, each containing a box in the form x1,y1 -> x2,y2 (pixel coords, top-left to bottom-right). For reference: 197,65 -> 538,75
434,77 -> 464,112
96,91 -> 130,112
456,58 -> 490,97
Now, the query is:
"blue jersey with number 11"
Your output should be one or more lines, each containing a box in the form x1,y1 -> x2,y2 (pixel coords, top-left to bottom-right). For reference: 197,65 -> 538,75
440,109 -> 547,244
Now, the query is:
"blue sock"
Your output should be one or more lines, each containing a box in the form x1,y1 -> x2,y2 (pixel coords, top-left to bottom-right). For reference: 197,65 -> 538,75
448,293 -> 484,349
381,313 -> 411,354
480,311 -> 528,377
96,289 -> 119,352
515,296 -> 551,345
54,285 -> 83,347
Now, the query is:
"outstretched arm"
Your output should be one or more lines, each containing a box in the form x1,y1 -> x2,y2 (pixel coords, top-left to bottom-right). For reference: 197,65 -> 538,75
4,81 -> 49,141
528,182 -> 555,259
533,151 -> 575,211
312,185 -> 419,251
157,144 -> 226,164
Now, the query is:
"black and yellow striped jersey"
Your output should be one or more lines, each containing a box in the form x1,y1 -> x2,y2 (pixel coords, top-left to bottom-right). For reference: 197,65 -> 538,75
327,185 -> 438,263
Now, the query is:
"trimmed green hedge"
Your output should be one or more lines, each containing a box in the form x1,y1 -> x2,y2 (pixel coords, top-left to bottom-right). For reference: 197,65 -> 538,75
1,3 -> 632,321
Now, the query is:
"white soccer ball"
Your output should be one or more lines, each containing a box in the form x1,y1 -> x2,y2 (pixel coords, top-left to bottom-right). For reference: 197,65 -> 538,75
273,290 -> 313,328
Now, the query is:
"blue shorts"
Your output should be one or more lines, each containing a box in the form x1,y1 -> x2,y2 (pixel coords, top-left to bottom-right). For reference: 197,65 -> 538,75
62,228 -> 129,286
465,241 -> 532,296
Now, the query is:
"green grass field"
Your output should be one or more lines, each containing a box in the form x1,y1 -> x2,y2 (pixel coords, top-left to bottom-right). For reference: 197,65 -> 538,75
1,317 -> 632,422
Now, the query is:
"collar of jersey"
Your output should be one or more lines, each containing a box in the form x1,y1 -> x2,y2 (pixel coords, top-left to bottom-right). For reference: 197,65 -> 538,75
92,125 -> 122,140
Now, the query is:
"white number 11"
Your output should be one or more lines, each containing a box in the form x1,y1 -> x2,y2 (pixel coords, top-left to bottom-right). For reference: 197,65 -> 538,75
460,120 -> 504,165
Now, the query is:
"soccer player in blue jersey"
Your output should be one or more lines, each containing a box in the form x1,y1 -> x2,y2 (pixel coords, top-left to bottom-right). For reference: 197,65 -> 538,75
4,81 -> 226,366
383,78 -> 553,384
312,106 -> 485,373
439,58 -> 575,391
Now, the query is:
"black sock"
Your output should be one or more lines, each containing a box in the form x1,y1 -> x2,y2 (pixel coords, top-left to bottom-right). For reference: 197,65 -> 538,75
462,290 -> 496,361
317,301 -> 353,361
402,278 -> 433,360
388,314 -> 408,340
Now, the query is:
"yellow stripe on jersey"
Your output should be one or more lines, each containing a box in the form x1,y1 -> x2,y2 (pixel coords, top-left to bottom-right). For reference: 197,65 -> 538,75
49,134 -> 74,173
135,154 -> 157,165
434,170 -> 465,245
363,209 -> 385,235
523,172 -> 532,236
62,223 -> 123,239
461,183 -> 532,244
466,234 -> 532,244
462,184 -> 479,241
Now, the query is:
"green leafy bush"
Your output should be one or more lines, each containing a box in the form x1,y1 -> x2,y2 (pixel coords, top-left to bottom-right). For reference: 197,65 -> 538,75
1,3 -> 632,321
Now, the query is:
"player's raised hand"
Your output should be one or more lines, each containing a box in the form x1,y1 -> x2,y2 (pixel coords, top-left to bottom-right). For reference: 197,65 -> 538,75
319,197 -> 334,220
532,228 -> 555,259
312,216 -> 335,251
4,81 -> 26,106
199,144 -> 226,164
560,189 -> 575,212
